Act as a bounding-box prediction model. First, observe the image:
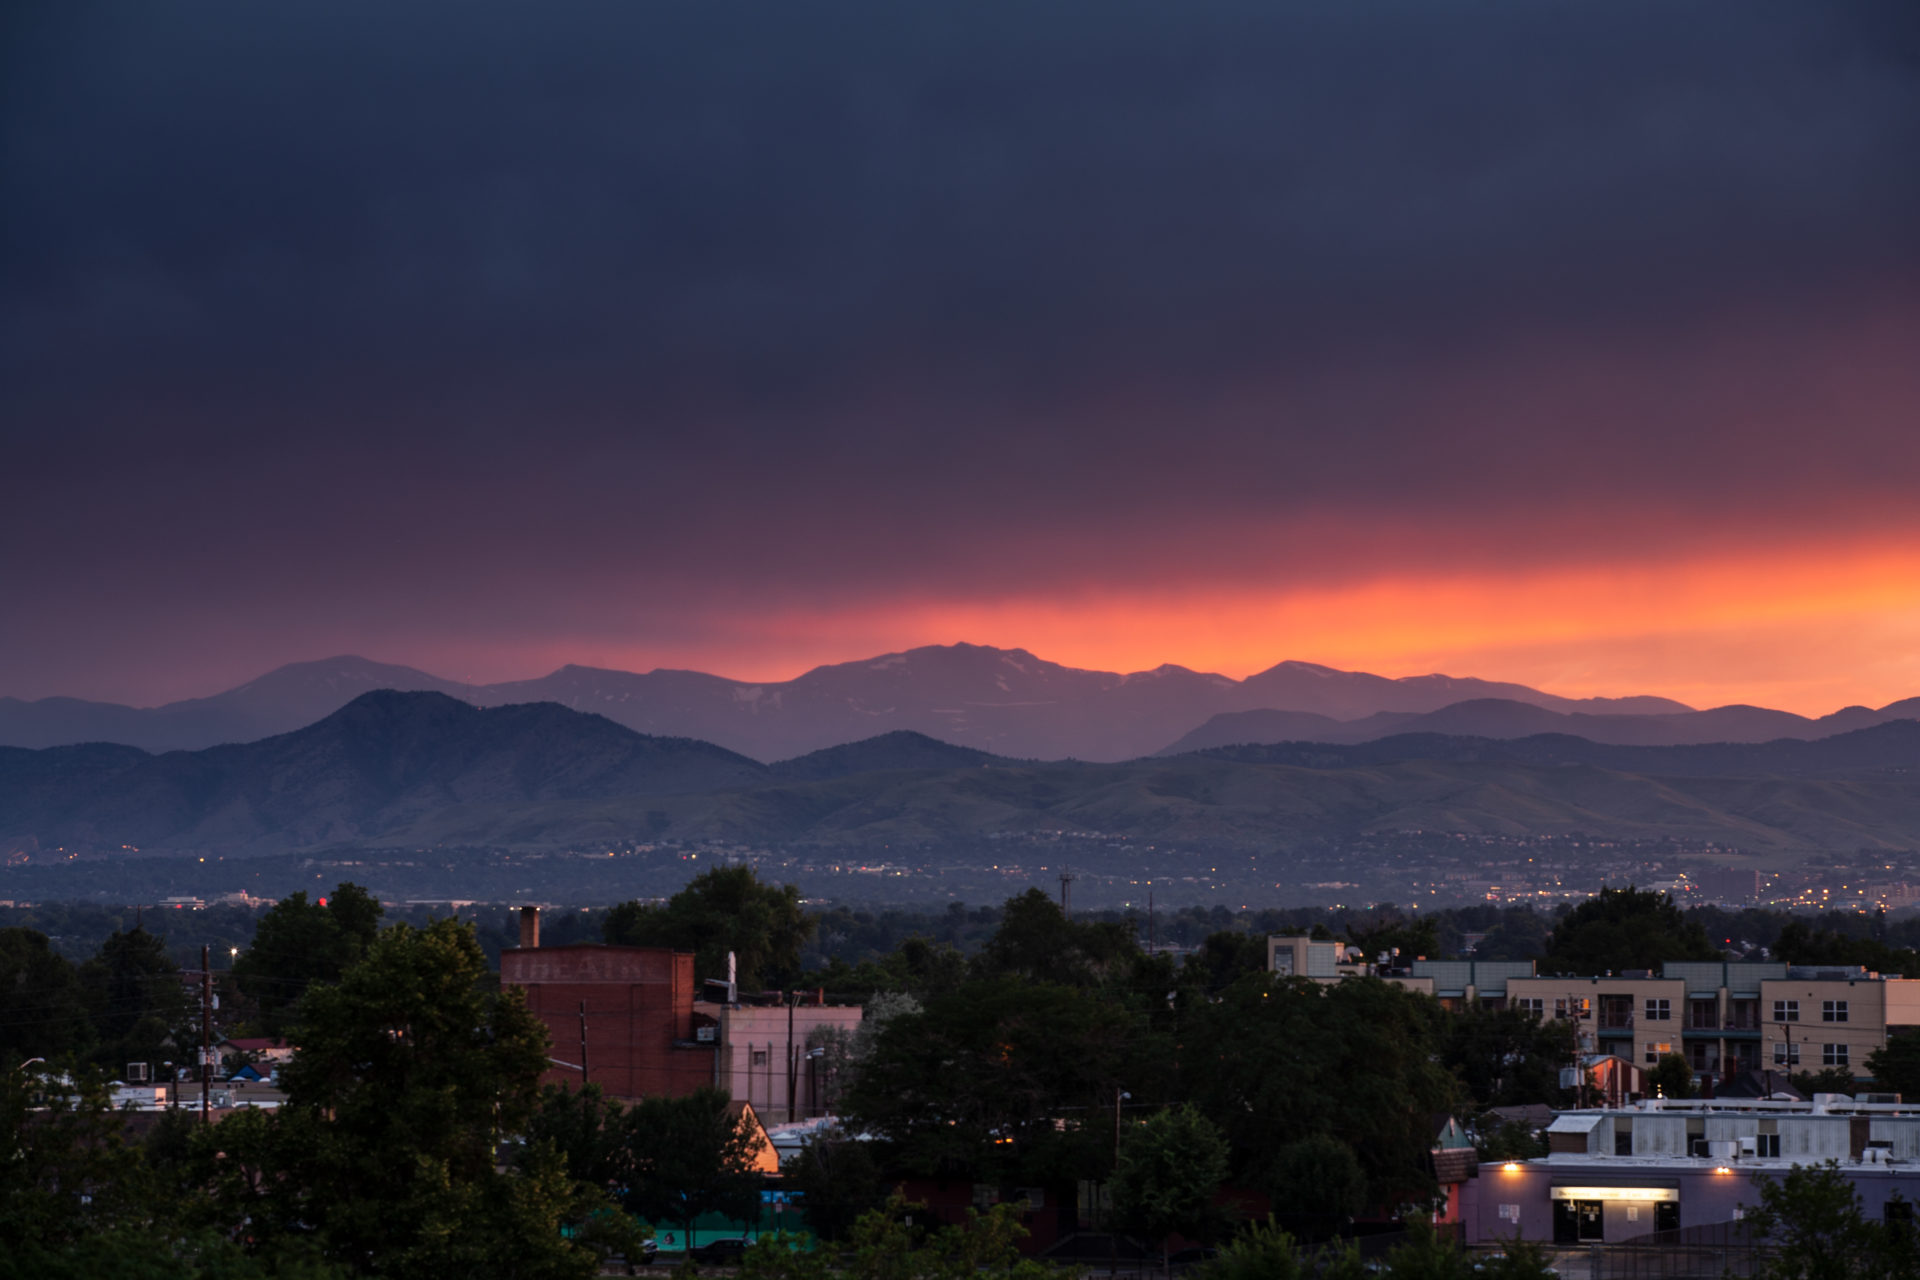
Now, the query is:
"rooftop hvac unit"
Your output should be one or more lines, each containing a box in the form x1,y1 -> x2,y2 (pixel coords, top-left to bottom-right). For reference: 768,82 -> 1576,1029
1865,1147 -> 1889,1165
1739,1137 -> 1757,1156
1707,1140 -> 1739,1161
1864,1093 -> 1902,1104
125,1062 -> 149,1083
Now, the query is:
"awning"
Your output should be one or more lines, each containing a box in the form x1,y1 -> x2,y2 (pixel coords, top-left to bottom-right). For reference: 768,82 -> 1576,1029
1546,1114 -> 1604,1134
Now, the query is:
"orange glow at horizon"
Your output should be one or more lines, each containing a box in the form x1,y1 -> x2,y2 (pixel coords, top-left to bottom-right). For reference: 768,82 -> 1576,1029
565,539 -> 1920,717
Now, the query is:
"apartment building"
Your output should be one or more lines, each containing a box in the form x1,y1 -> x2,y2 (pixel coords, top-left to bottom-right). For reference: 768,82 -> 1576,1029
1502,965 -> 1770,1081
1462,1096 -> 1920,1245
1410,958 -> 1920,1087
1266,935 -> 1368,981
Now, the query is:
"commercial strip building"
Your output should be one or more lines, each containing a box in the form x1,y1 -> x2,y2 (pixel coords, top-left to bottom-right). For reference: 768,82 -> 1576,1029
1461,1096 -> 1920,1245
1272,940 -> 1920,1088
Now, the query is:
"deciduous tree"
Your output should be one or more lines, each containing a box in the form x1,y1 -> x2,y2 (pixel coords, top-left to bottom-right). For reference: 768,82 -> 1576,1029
1538,887 -> 1720,975
233,883 -> 383,1036
1111,1104 -> 1232,1264
76,924 -> 192,1076
604,866 -> 809,991
0,928 -> 92,1061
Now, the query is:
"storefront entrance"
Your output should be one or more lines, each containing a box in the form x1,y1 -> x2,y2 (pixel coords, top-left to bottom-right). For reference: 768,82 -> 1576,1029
1553,1200 -> 1605,1243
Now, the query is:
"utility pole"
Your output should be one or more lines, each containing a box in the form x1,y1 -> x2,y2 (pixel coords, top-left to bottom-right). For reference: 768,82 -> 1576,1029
1148,887 -> 1155,954
786,991 -> 798,1124
578,1002 -> 589,1086
200,944 -> 211,1124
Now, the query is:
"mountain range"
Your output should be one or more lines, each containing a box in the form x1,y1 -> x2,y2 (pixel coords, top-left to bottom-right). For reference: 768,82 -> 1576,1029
10,643 -> 1895,763
6,690 -> 1920,860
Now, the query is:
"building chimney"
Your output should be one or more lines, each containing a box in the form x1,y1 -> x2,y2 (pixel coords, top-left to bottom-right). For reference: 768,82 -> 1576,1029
519,905 -> 540,950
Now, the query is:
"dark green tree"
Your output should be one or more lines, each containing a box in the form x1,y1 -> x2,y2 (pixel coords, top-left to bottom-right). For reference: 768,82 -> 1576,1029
1648,1053 -> 1695,1100
782,1126 -> 890,1242
1773,921 -> 1920,979
1111,1104 -> 1232,1264
1178,975 -> 1457,1211
971,889 -> 1141,987
523,1081 -> 629,1195
1262,1135 -> 1367,1240
1201,1217 -> 1306,1280
618,1087 -> 767,1247
1442,1004 -> 1576,1108
233,883 -> 383,1037
1866,1032 -> 1920,1100
1538,887 -> 1721,975
1790,1068 -> 1860,1098
844,975 -> 1136,1186
604,866 -> 810,991
76,924 -> 193,1077
1182,931 -> 1269,993
240,917 -> 601,1280
0,928 -> 92,1061
1742,1161 -> 1893,1280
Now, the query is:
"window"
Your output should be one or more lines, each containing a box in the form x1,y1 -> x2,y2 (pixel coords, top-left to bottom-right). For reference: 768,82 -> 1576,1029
1825,1043 -> 1850,1068
1646,998 -> 1672,1021
750,1050 -> 768,1066
1774,1000 -> 1800,1022
1555,996 -> 1590,1020
1824,1001 -> 1849,1023
1757,1134 -> 1780,1158
1646,1041 -> 1674,1064
1775,1042 -> 1800,1066
1517,997 -> 1544,1018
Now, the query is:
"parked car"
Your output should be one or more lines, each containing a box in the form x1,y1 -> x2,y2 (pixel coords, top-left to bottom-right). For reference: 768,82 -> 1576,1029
689,1237 -> 750,1264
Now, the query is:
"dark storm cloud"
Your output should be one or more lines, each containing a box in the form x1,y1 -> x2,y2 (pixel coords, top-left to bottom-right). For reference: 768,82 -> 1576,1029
3,0 -> 1919,697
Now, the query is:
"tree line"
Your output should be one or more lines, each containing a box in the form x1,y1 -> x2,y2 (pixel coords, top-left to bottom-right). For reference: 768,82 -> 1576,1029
11,869 -> 1920,1277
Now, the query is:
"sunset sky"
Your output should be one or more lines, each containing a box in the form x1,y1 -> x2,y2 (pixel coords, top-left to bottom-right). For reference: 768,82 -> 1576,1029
4,2 -> 1918,714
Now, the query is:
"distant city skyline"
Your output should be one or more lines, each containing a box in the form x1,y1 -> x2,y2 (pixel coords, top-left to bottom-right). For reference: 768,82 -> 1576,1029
5,2 -> 1917,716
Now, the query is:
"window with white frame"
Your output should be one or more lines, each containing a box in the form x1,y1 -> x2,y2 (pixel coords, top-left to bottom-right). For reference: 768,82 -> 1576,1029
1775,1042 -> 1800,1065
1824,1001 -> 1849,1023
1825,1043 -> 1850,1068
1646,998 -> 1671,1021
1645,1041 -> 1674,1064
1774,1000 -> 1799,1022
1517,997 -> 1544,1018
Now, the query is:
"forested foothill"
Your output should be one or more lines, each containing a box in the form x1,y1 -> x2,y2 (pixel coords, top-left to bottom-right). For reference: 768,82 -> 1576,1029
9,871 -> 1920,1276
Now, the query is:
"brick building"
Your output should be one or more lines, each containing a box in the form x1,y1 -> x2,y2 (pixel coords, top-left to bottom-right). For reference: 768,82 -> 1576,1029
500,908 -> 714,1101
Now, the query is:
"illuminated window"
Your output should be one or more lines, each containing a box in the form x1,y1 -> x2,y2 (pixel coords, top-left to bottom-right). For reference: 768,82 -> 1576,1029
1645,1042 -> 1674,1064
